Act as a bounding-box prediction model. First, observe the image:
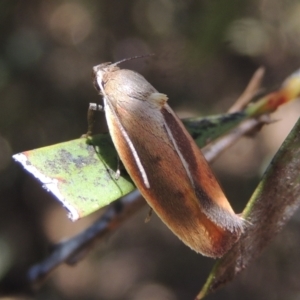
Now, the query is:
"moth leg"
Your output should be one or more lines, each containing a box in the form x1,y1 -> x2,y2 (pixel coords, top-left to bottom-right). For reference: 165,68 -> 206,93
89,103 -> 104,112
82,103 -> 104,137
115,155 -> 121,180
145,207 -> 153,223
107,155 -> 125,180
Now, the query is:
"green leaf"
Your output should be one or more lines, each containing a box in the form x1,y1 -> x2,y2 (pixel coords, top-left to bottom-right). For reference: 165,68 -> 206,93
13,135 -> 135,220
183,112 -> 246,147
197,117 -> 300,299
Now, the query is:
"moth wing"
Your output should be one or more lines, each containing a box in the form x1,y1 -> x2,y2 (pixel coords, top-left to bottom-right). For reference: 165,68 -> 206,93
104,97 -> 150,188
161,104 -> 244,233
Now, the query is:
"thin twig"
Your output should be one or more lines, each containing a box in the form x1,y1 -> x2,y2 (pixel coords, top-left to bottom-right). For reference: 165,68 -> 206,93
202,115 -> 270,163
228,67 -> 265,113
28,190 -> 144,286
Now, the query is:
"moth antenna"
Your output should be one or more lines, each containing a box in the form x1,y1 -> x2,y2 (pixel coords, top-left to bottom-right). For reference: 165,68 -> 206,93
112,53 -> 155,67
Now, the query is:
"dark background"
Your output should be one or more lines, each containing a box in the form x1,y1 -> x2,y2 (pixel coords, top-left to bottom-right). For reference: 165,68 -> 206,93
1,0 -> 300,299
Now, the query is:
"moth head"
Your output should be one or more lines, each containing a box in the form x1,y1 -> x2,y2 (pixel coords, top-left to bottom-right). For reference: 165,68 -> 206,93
92,63 -> 120,95
92,54 -> 154,94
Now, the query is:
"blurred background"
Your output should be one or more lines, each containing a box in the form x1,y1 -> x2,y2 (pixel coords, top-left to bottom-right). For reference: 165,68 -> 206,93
1,0 -> 300,299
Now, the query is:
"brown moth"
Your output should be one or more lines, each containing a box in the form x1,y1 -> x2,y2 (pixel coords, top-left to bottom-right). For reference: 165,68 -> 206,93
92,59 -> 244,258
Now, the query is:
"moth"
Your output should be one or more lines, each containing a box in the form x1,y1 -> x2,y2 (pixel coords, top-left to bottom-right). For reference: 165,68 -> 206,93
92,58 -> 244,258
